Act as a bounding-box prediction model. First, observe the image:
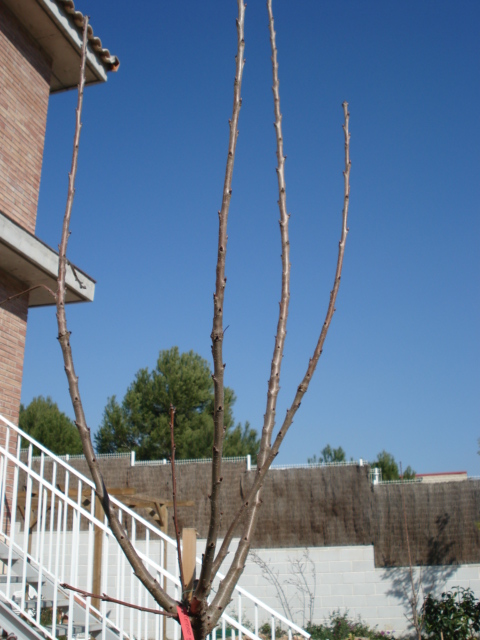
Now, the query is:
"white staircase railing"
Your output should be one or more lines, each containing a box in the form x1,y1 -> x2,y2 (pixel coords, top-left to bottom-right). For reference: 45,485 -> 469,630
0,414 -> 309,640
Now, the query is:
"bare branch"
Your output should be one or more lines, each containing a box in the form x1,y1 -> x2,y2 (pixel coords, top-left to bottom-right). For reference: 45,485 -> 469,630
207,102 -> 351,624
0,284 -> 56,307
250,552 -> 294,621
68,259 -> 87,290
169,405 -> 186,597
54,17 -> 177,617
45,4 -> 352,637
193,0 -> 246,613
60,583 -> 177,617
256,0 -> 292,470
211,0 -> 292,580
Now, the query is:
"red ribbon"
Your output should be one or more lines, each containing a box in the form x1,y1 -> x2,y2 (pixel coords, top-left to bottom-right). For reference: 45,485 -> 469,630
177,605 -> 195,640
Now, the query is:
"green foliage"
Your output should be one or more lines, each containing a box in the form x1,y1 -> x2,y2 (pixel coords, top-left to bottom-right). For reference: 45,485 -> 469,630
308,446 -> 416,481
422,587 -> 480,640
306,611 -> 395,640
223,421 -> 258,458
40,606 -> 53,627
370,450 -> 416,481
372,450 -> 399,480
402,465 -> 416,480
259,622 -> 286,638
95,347 -> 259,462
308,444 -> 346,465
19,396 -> 83,456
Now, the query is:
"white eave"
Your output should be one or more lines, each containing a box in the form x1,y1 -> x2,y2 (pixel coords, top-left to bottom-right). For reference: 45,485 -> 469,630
0,211 -> 95,307
2,0 -> 119,92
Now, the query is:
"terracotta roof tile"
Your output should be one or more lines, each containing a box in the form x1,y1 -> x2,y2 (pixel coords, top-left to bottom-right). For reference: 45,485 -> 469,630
58,0 -> 119,72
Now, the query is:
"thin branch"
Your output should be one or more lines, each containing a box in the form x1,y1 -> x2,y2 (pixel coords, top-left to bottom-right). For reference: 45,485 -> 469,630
250,552 -> 294,622
256,0 -> 292,471
211,0 -> 292,580
207,0 -> 293,619
193,0 -> 246,612
60,583 -> 177,617
0,284 -> 56,307
169,405 -> 186,597
54,17 -> 177,616
207,102 -> 351,624
68,260 -> 86,289
212,0 -> 291,582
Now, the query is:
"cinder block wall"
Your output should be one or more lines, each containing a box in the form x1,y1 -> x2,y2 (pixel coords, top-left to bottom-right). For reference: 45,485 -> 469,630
0,3 -> 51,427
27,526 -> 480,637
207,541 -> 480,636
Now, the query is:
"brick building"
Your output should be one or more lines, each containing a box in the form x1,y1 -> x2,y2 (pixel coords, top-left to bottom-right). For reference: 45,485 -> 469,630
0,0 -> 118,499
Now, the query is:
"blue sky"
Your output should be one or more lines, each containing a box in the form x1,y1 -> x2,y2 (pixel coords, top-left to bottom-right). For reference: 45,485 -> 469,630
21,1 -> 479,475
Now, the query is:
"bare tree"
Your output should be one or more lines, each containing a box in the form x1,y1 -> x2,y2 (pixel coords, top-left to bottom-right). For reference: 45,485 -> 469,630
250,551 -> 295,623
251,549 -> 317,628
53,1 -> 351,639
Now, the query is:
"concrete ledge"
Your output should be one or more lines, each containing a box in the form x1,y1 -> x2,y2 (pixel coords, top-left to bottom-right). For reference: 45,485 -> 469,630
3,0 -> 111,92
0,211 -> 95,307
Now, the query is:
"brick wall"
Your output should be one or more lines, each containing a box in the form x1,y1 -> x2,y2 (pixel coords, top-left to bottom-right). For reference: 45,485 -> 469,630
0,4 -> 52,526
0,2 -> 51,233
0,269 -> 28,530
0,3 -> 51,423
0,269 -> 28,425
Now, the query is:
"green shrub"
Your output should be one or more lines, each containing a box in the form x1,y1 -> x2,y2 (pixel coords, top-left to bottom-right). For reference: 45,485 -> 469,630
259,622 -> 287,638
422,587 -> 480,639
306,610 -> 395,640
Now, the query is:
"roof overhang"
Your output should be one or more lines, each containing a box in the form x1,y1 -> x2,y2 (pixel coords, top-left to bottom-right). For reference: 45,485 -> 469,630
0,211 -> 95,307
2,0 -> 119,93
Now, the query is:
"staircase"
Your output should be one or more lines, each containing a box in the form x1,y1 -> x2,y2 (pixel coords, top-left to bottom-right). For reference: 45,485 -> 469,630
0,539 -> 119,639
0,414 -> 309,640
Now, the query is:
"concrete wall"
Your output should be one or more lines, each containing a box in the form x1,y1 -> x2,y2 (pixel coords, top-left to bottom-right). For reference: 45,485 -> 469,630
23,524 -> 480,638
211,541 -> 480,637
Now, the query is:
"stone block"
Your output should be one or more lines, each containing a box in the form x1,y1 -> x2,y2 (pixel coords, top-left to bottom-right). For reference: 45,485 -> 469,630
352,582 -> 376,596
343,572 -> 366,584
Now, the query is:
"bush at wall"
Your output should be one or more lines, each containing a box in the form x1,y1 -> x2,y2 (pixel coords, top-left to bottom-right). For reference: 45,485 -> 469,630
422,587 -> 480,639
306,611 -> 396,640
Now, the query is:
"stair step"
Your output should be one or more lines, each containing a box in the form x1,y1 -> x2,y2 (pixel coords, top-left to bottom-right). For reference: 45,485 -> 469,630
0,553 -> 18,563
46,622 -> 87,634
0,576 -> 22,583
90,624 -> 105,637
24,597 -> 70,609
0,543 -> 43,584
0,573 -> 44,586
0,537 -> 121,638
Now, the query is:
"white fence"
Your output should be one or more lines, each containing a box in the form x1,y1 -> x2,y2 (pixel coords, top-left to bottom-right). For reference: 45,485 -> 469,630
0,414 -> 309,640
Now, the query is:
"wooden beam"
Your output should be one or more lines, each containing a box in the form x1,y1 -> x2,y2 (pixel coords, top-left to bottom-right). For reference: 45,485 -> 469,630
92,496 -> 104,611
16,487 -> 136,509
181,528 -> 197,601
119,493 -> 194,509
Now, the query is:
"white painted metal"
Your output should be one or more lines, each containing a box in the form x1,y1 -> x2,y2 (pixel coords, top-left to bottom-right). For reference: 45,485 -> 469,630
0,414 -> 309,640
